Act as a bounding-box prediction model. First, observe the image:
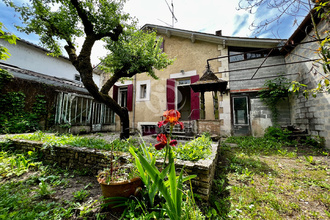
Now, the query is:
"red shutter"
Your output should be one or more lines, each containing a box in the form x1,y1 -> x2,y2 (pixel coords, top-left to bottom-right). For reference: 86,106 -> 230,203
190,75 -> 200,120
166,79 -> 176,110
127,84 -> 133,111
113,85 -> 118,102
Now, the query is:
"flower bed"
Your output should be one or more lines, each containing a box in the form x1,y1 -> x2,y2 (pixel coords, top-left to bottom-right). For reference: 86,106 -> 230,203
5,133 -> 219,200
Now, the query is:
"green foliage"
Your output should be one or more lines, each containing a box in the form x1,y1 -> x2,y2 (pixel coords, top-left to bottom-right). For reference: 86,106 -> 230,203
224,136 -> 285,155
258,75 -> 291,124
130,145 -> 197,220
302,135 -> 325,148
264,126 -> 292,143
73,189 -> 90,202
0,151 -> 40,179
0,68 -> 49,134
101,27 -> 174,79
33,95 -> 48,119
0,22 -> 17,61
4,0 -> 128,56
0,91 -> 45,133
0,69 -> 13,90
36,179 -> 55,198
175,133 -> 212,161
12,132 -> 213,161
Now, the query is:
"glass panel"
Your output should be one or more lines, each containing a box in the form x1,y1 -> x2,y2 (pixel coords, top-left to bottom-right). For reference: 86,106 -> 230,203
140,84 -> 147,98
229,51 -> 244,62
178,79 -> 190,85
119,87 -> 127,107
234,97 -> 248,125
246,52 -> 263,60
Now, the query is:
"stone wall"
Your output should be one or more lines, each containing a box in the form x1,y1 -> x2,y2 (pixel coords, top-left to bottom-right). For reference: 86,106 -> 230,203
250,96 -> 291,136
196,120 -> 222,136
229,56 -> 287,91
285,20 -> 330,149
8,139 -> 219,200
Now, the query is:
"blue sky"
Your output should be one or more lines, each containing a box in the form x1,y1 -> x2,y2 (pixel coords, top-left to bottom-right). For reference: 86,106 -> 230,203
0,0 -> 311,64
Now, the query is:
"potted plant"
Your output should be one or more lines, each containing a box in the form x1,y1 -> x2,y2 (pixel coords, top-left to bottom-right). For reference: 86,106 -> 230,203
97,144 -> 142,211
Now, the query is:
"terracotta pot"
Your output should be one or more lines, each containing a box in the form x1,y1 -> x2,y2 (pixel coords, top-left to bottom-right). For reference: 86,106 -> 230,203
98,177 -> 142,211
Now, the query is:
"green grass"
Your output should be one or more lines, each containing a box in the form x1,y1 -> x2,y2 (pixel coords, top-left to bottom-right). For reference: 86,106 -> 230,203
0,150 -> 77,219
9,131 -> 213,162
205,136 -> 330,219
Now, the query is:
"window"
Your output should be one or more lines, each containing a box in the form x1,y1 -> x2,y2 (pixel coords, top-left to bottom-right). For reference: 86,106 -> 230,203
136,80 -> 150,102
140,84 -> 147,99
74,74 -> 81,82
229,47 -> 278,63
178,79 -> 191,86
113,83 -> 133,111
119,87 -> 128,108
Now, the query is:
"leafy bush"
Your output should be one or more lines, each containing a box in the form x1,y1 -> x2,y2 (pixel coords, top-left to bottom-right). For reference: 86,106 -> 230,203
175,133 -> 212,161
264,126 -> 291,143
0,91 -> 48,133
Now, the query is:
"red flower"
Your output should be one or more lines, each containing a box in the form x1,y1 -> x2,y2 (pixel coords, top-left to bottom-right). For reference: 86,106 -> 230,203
158,109 -> 184,130
155,133 -> 177,150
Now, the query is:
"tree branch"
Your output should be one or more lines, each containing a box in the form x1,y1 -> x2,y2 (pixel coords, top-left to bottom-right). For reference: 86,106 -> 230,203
95,24 -> 123,41
100,74 -> 121,95
70,0 -> 94,35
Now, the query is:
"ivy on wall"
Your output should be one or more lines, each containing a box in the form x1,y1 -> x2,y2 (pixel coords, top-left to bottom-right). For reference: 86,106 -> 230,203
0,70 -> 55,134
258,75 -> 291,124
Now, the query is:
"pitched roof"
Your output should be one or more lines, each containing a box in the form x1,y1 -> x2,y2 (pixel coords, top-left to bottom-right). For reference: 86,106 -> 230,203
142,24 -> 285,48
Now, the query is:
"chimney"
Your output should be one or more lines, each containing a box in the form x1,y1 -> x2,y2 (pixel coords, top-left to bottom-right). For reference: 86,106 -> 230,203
215,30 -> 222,36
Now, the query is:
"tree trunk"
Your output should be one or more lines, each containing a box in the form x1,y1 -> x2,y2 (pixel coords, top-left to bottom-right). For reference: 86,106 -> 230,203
65,38 -> 130,140
120,107 -> 130,139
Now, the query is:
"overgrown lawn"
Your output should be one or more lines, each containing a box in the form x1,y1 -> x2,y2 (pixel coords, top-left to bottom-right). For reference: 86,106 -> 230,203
205,136 -> 330,219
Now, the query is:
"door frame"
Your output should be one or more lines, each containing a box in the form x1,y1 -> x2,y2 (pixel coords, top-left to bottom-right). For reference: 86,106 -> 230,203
231,94 -> 251,136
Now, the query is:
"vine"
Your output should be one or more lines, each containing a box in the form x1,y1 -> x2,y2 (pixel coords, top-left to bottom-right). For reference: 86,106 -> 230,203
258,75 -> 291,124
0,71 -> 49,133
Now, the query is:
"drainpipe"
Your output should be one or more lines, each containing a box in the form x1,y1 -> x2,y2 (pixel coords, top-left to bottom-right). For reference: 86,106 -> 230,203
132,75 -> 136,131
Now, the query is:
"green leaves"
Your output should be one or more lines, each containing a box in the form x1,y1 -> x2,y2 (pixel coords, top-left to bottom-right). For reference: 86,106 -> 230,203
3,0 -> 128,56
130,144 -> 196,220
101,27 -> 173,79
258,75 -> 291,124
0,22 -> 18,61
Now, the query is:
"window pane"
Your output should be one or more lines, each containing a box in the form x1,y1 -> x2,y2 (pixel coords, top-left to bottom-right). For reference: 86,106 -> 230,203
229,51 -> 244,62
234,97 -> 248,125
140,84 -> 147,98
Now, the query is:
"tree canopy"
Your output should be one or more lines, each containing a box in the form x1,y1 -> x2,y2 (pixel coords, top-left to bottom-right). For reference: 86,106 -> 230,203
3,0 -> 173,138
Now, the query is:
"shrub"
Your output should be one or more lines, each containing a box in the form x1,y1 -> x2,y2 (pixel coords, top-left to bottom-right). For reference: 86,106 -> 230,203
264,126 -> 291,143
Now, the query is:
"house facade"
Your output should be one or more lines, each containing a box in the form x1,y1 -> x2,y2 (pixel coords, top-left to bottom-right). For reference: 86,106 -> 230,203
111,24 -> 289,137
0,38 -> 115,134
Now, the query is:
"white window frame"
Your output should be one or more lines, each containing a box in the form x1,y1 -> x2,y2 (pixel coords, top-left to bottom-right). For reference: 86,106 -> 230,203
136,80 -> 150,102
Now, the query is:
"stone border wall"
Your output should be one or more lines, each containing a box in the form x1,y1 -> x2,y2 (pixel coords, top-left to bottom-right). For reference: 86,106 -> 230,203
6,139 -> 219,200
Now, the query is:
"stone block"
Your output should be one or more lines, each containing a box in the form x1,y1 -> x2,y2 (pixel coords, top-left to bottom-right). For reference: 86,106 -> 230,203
315,125 -> 324,131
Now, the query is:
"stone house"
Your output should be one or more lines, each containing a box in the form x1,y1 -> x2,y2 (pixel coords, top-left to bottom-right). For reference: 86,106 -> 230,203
111,15 -> 330,148
111,24 -> 289,137
0,37 -> 115,134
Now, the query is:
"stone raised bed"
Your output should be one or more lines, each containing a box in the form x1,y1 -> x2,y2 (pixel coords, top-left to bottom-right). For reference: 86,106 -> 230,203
5,138 -> 219,200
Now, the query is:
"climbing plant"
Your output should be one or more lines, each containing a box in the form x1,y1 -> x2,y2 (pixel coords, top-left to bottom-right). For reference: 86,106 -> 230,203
0,90 -> 46,133
258,75 -> 291,124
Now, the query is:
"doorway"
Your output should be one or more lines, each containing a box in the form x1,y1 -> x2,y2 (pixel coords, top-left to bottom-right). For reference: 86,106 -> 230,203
177,85 -> 191,120
232,96 -> 251,136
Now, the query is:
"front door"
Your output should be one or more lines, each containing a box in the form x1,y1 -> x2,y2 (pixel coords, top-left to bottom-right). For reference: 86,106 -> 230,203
232,96 -> 251,136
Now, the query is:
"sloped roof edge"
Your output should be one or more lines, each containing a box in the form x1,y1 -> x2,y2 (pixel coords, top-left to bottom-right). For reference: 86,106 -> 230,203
142,24 -> 286,48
